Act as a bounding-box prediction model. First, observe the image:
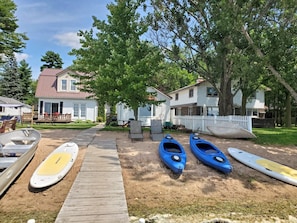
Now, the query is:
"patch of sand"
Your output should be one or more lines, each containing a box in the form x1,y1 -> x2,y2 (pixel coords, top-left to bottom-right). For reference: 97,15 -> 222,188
1,129 -> 297,222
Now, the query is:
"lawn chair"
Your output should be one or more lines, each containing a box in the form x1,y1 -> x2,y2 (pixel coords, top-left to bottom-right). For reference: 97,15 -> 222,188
0,121 -> 6,133
128,120 -> 143,142
5,117 -> 17,132
150,119 -> 164,141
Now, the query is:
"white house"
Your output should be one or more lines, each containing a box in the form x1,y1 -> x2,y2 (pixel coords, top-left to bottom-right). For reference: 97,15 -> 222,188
35,68 -> 98,122
116,87 -> 171,126
0,96 -> 32,121
169,78 -> 266,118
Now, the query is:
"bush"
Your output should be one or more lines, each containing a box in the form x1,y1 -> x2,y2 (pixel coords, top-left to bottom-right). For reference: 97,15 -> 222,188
97,116 -> 104,122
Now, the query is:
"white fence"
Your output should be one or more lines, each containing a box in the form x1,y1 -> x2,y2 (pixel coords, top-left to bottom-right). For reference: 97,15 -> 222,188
172,115 -> 253,134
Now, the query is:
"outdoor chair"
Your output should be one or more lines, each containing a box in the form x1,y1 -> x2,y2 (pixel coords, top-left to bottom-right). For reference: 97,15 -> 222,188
128,120 -> 144,142
5,117 -> 17,132
150,119 -> 164,141
0,121 -> 6,133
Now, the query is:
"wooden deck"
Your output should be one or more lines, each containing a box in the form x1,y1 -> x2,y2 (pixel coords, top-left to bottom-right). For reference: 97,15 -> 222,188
55,125 -> 129,223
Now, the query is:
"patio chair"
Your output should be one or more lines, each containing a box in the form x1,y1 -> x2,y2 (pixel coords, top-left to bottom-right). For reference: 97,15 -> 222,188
5,117 -> 17,132
128,120 -> 143,142
150,119 -> 164,141
0,121 -> 6,133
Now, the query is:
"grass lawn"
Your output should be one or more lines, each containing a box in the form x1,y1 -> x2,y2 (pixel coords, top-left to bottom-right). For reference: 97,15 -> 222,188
16,122 -> 98,130
252,127 -> 297,146
16,123 -> 297,146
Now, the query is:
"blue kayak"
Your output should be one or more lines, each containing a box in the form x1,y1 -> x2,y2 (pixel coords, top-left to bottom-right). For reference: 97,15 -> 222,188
159,134 -> 187,174
189,133 -> 232,174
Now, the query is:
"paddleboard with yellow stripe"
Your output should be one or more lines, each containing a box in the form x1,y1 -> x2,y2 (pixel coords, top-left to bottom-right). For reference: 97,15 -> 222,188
228,147 -> 297,186
30,142 -> 79,188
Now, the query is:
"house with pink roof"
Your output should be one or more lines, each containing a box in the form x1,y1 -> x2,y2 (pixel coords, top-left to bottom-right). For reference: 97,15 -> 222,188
35,68 -> 98,122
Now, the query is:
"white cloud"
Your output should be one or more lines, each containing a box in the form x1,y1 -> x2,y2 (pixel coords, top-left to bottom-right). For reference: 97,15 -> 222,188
54,32 -> 81,49
14,53 -> 29,62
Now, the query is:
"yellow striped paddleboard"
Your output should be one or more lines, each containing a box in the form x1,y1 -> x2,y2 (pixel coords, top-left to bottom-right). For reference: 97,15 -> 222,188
228,147 -> 297,186
30,142 -> 79,188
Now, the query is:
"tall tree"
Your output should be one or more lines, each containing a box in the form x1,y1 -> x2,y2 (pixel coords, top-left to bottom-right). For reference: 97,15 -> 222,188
0,55 -> 22,99
150,0 -> 297,116
70,0 -> 163,120
240,1 -> 297,104
18,59 -> 33,103
153,62 -> 196,93
150,0 -> 242,115
0,0 -> 28,62
40,51 -> 63,71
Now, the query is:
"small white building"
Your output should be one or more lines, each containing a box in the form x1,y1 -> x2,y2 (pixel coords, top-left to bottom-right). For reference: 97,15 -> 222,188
116,87 -> 171,126
0,96 -> 32,121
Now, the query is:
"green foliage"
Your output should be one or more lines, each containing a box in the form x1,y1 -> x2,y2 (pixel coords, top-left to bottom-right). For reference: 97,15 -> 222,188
18,59 -> 33,103
0,0 -> 28,62
98,103 -> 105,122
153,62 -> 196,93
0,57 -> 35,104
252,127 -> 297,146
18,122 -> 97,130
70,0 -> 163,120
40,51 -> 63,71
0,55 -> 22,99
150,0 -> 297,115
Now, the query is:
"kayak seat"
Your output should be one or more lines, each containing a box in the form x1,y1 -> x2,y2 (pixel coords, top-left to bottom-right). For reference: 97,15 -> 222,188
196,143 -> 218,154
204,149 -> 218,154
164,143 -> 181,153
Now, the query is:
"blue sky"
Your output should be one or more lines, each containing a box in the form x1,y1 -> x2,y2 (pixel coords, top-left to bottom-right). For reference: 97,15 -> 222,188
14,0 -> 112,80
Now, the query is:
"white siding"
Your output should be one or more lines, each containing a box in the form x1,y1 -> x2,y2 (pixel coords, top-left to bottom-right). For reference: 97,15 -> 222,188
116,87 -> 171,126
38,98 -> 98,122
196,83 -> 219,107
233,90 -> 265,109
170,86 -> 197,107
57,72 -> 80,93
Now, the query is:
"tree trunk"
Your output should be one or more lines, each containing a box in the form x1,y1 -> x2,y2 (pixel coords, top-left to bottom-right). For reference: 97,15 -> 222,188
241,93 -> 247,115
218,75 -> 233,116
285,93 -> 292,127
133,107 -> 138,121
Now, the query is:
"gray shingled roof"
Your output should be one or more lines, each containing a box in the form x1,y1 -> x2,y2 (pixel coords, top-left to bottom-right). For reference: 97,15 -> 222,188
0,96 -> 24,106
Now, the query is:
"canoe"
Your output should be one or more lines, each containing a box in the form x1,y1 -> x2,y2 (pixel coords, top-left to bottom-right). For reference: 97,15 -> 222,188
207,122 -> 256,139
228,147 -> 297,186
159,134 -> 187,174
189,133 -> 232,174
30,142 -> 79,188
0,128 -> 41,196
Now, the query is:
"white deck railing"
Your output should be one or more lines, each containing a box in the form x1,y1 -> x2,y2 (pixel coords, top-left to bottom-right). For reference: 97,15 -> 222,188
125,115 -> 254,134
172,115 -> 253,134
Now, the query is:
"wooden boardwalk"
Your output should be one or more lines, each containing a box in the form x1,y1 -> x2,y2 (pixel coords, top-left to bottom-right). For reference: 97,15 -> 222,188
55,125 -> 129,223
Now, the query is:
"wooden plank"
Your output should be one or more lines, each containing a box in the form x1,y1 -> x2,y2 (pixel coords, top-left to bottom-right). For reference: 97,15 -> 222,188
56,213 -> 129,223
55,126 -> 129,223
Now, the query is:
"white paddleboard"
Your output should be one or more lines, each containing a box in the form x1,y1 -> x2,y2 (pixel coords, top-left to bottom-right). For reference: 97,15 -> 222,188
30,142 -> 79,188
228,147 -> 297,186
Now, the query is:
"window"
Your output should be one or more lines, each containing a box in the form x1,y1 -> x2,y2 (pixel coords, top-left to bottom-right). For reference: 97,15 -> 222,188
249,91 -> 256,100
73,103 -> 86,118
73,104 -> 79,117
207,87 -> 218,97
189,89 -> 194,98
71,80 -> 77,91
61,80 -> 67,90
81,104 -> 86,117
0,107 -> 4,112
175,93 -> 179,100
